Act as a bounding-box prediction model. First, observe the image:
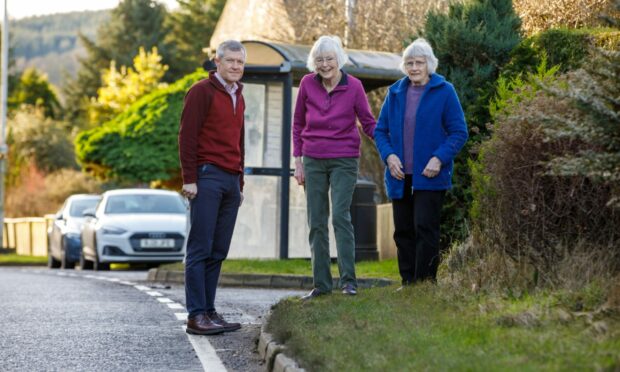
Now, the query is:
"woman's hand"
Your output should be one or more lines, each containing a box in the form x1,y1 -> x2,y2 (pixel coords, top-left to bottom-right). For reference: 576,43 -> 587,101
387,154 -> 405,180
294,157 -> 305,186
422,156 -> 442,178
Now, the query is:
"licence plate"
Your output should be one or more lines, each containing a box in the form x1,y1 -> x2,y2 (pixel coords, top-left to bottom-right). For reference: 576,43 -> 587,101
140,239 -> 175,248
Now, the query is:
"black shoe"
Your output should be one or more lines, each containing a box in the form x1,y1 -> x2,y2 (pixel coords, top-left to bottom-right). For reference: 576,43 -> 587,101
301,288 -> 328,301
395,281 -> 412,292
341,284 -> 357,295
207,311 -> 241,332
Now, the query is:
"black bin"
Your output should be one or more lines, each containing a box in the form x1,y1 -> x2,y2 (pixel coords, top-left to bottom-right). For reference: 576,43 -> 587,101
350,179 -> 378,261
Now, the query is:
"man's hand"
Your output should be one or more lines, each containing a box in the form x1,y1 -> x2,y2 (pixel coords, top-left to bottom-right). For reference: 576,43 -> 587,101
387,154 -> 405,180
182,183 -> 197,199
422,156 -> 442,178
294,157 -> 305,186
240,192 -> 244,207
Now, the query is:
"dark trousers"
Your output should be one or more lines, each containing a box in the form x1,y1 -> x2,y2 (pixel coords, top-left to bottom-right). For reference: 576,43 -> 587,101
185,164 -> 240,318
392,175 -> 445,284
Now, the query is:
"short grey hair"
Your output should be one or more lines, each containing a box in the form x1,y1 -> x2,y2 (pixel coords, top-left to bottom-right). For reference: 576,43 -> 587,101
216,40 -> 246,60
400,38 -> 438,75
307,35 -> 348,72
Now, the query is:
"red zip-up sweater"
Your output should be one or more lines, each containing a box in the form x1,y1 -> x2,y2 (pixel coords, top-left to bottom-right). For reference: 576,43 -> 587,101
178,73 -> 245,190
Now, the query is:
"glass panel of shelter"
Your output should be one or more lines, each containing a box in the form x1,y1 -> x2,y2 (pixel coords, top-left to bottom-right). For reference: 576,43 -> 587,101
228,81 -> 336,259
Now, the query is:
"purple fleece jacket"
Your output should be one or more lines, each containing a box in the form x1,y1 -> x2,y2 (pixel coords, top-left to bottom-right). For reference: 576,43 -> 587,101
292,72 -> 376,158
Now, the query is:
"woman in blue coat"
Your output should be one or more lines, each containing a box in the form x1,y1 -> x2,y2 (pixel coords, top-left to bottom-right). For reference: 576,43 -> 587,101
374,38 -> 468,286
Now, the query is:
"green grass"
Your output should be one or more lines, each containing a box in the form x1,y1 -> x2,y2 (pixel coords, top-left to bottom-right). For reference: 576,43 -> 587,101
0,253 -> 47,266
267,283 -> 620,371
160,258 -> 401,280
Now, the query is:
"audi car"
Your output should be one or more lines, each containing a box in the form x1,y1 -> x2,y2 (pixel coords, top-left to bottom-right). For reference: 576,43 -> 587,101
79,189 -> 187,270
48,194 -> 102,269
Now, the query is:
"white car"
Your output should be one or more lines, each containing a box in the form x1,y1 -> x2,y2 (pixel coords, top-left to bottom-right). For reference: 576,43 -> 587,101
79,189 -> 187,270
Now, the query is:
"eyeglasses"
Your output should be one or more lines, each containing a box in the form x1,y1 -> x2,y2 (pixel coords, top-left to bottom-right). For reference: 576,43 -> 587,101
315,56 -> 336,65
404,60 -> 427,68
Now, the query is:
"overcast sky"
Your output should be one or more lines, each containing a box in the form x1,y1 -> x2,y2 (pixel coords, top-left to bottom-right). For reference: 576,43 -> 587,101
5,0 -> 178,20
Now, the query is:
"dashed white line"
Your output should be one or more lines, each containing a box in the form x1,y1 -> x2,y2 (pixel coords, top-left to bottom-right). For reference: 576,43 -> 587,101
175,313 -> 188,320
167,303 -> 185,310
157,298 -> 173,303
184,327 -> 228,372
134,285 -> 151,291
146,291 -> 163,296
119,281 -> 135,285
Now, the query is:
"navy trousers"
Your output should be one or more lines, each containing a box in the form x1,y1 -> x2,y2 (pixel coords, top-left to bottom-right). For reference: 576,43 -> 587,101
185,164 -> 240,318
392,175 -> 445,284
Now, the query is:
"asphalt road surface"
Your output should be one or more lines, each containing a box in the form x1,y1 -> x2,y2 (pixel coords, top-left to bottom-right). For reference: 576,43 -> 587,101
0,268 -> 304,371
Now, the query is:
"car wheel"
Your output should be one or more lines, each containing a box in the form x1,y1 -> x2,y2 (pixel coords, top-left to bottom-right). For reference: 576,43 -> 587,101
60,239 -> 75,270
47,246 -> 61,269
78,250 -> 93,270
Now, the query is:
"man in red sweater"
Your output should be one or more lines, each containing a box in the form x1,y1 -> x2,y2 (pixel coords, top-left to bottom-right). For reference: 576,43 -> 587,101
178,40 -> 246,335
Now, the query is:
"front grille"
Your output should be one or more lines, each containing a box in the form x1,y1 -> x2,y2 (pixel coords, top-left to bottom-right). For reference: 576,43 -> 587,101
129,232 -> 184,252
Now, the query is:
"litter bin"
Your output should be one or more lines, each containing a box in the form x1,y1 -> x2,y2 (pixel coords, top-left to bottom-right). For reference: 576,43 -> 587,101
350,179 -> 378,261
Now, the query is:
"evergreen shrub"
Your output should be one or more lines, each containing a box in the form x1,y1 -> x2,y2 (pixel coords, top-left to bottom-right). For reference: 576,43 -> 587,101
75,69 -> 208,185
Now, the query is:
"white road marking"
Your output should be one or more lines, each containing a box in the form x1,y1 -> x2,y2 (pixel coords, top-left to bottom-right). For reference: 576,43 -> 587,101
134,285 -> 151,291
157,298 -> 173,303
119,281 -> 135,285
146,291 -> 163,296
94,276 -> 107,280
184,327 -> 228,372
106,278 -> 120,282
167,303 -> 185,310
57,272 -> 67,276
67,273 -> 77,277
84,275 -> 96,279
175,313 -> 188,320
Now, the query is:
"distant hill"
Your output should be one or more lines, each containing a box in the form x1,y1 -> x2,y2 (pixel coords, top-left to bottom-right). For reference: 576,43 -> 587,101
11,10 -> 110,89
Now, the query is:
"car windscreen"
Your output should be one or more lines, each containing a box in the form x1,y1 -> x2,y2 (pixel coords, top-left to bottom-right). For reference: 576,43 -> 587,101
105,194 -> 186,214
69,198 -> 101,217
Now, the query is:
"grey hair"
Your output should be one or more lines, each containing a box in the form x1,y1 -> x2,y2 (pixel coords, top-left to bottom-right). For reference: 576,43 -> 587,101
400,38 -> 438,75
307,35 -> 348,72
216,40 -> 246,59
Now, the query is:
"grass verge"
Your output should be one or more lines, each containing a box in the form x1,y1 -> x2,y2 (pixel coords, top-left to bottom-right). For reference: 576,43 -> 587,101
0,253 -> 47,266
160,259 -> 401,280
267,282 -> 620,371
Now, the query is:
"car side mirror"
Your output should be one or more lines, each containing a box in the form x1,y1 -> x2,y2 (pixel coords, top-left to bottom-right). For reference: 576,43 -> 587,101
82,208 -> 96,218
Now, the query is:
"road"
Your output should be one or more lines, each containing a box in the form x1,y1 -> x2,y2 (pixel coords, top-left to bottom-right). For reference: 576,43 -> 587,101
0,267 -> 304,371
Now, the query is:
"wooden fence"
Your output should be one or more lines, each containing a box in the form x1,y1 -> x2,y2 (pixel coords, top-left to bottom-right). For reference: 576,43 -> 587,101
3,216 -> 54,257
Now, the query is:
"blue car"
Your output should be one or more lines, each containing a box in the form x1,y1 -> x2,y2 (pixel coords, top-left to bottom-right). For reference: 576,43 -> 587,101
47,194 -> 102,269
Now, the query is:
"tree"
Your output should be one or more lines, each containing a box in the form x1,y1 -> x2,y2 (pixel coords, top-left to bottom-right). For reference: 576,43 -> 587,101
419,0 -> 522,246
8,68 -> 61,118
75,70 -> 209,185
7,106 -> 76,179
165,0 -> 226,76
63,0 -> 172,126
88,47 -> 168,125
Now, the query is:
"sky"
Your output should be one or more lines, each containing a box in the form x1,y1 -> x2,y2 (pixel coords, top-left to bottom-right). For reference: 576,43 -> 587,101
5,0 -> 178,20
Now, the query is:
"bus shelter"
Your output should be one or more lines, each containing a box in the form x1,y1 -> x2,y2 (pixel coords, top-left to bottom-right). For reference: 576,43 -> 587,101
205,40 -> 403,259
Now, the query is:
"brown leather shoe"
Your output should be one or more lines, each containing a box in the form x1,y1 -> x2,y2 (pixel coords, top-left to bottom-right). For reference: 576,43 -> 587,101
186,313 -> 225,335
207,311 -> 241,332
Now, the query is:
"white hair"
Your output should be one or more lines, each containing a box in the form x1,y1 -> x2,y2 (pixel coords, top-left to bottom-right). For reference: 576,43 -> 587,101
216,40 -> 246,60
306,35 -> 348,72
400,38 -> 438,75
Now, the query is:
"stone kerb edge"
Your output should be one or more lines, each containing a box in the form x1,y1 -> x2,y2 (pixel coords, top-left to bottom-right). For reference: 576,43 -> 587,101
258,317 -> 305,372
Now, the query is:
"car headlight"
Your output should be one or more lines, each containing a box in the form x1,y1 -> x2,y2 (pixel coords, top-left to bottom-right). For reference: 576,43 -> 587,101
101,226 -> 127,235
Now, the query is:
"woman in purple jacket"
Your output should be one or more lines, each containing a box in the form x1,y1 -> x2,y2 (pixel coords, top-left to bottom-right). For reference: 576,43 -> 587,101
375,38 -> 468,288
293,35 -> 376,300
